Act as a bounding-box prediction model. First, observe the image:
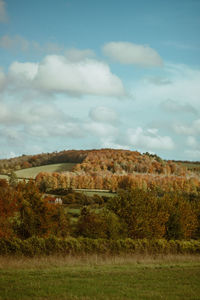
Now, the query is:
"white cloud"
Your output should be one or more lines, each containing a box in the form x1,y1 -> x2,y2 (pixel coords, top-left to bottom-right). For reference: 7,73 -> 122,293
32,55 -> 125,97
100,137 -> 131,150
132,64 -> 200,111
6,55 -> 126,97
103,42 -> 163,67
0,35 -> 64,54
184,150 -> 200,160
174,119 -> 200,136
84,122 -> 117,137
65,48 -> 95,61
0,69 -> 6,90
0,35 -> 96,58
0,0 -> 7,22
89,106 -> 118,124
186,136 -> 198,148
9,61 -> 39,81
161,99 -> 197,115
0,35 -> 29,51
126,127 -> 174,151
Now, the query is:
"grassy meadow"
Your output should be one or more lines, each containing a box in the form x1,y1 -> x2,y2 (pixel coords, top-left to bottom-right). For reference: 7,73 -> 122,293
77,190 -> 116,197
0,174 -> 9,180
0,255 -> 200,300
15,163 -> 77,178
178,161 -> 200,174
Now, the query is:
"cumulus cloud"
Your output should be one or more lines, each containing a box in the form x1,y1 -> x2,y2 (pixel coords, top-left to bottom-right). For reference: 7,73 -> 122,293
89,106 -> 118,124
103,42 -> 163,67
9,61 -> 39,81
0,0 -> 7,22
8,55 -> 125,97
34,55 -> 125,96
126,127 -> 174,151
161,99 -> 198,115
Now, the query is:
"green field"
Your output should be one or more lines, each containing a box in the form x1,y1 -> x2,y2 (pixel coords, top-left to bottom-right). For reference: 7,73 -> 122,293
0,255 -> 200,300
179,161 -> 200,173
76,190 -> 116,197
15,163 -> 77,179
0,174 -> 9,180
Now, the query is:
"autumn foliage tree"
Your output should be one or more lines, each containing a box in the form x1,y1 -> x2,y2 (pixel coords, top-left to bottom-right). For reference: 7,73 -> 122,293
0,179 -> 17,238
14,181 -> 70,239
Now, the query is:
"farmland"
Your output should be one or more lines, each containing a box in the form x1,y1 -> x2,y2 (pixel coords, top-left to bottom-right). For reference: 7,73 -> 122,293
178,161 -> 200,174
0,174 -> 9,180
15,162 -> 76,178
0,255 -> 200,300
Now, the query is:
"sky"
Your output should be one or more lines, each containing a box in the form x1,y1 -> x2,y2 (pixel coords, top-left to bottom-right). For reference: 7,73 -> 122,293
0,0 -> 200,161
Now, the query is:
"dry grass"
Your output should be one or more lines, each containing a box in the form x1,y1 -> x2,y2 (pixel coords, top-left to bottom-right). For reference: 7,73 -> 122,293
1,253 -> 200,270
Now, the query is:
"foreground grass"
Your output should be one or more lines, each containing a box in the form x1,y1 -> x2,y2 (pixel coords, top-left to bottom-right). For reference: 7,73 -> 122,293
0,255 -> 200,300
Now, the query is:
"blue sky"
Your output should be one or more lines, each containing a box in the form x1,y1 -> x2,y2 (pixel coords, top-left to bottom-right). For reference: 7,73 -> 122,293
0,0 -> 200,160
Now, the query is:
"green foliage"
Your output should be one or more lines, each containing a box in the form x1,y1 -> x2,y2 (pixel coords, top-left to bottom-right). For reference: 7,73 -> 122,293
8,171 -> 18,187
75,207 -> 123,239
108,189 -> 169,239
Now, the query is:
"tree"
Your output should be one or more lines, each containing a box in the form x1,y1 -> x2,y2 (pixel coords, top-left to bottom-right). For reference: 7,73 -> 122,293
9,171 -> 18,187
0,180 -> 17,238
108,189 -> 169,239
164,192 -> 198,240
14,181 -> 70,239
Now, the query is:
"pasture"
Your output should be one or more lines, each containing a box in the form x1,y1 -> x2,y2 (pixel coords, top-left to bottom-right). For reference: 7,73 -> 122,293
15,163 -> 77,178
76,189 -> 116,197
0,255 -> 200,299
178,161 -> 200,173
0,174 -> 9,180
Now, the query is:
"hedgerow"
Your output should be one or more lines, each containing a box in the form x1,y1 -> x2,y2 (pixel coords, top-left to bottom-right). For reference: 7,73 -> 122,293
0,237 -> 200,256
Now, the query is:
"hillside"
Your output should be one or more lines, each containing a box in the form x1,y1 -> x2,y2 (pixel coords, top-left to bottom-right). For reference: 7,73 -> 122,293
1,149 -> 200,193
0,148 -> 192,175
15,163 -> 76,179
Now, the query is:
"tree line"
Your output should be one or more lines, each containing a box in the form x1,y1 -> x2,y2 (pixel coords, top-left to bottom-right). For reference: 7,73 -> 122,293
36,171 -> 200,194
1,179 -> 200,241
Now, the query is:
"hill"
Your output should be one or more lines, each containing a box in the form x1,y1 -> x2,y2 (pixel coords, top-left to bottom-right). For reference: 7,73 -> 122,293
1,149 -> 200,193
0,148 -> 192,175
